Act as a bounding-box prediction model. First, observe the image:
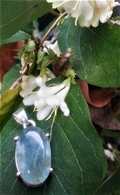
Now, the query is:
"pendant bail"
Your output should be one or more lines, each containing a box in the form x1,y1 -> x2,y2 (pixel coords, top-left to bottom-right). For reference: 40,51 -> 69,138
13,108 -> 30,127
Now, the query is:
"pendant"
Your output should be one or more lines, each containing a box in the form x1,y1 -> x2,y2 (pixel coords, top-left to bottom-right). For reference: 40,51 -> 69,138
13,108 -> 52,187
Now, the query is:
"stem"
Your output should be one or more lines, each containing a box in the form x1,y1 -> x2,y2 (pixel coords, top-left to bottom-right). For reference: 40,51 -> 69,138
40,12 -> 67,45
10,77 -> 22,89
49,107 -> 57,142
49,10 -> 60,17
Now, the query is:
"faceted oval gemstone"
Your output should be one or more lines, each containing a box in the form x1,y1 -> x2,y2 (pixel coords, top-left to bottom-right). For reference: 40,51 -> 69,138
15,126 -> 51,187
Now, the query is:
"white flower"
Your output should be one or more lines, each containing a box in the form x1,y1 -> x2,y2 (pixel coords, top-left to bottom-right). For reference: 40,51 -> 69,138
47,0 -> 119,27
107,143 -> 113,150
20,70 -> 56,98
43,40 -> 61,57
104,149 -> 114,161
23,77 -> 70,120
23,93 -> 39,105
20,75 -> 37,98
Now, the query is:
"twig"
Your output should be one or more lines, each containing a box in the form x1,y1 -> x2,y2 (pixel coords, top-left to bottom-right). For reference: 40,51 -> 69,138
10,76 -> 22,89
49,10 -> 60,17
108,19 -> 120,25
40,12 -> 67,45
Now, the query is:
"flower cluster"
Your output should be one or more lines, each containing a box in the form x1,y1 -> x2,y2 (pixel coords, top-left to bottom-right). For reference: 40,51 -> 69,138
20,76 -> 70,120
47,0 -> 119,27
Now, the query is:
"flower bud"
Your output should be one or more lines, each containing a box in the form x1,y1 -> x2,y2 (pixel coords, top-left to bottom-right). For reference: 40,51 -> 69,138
25,40 -> 36,52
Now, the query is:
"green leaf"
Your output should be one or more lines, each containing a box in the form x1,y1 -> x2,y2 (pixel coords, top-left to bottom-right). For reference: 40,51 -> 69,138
0,0 -> 52,42
1,65 -> 21,94
0,87 -> 22,130
58,17 -> 120,87
0,64 -> 22,129
102,129 -> 120,138
40,49 -> 58,67
1,83 -> 107,194
21,22 -> 34,35
37,49 -> 58,70
0,30 -> 30,47
93,166 -> 120,195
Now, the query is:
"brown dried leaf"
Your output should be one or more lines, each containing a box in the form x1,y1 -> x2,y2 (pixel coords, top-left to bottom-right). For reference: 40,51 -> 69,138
111,95 -> 120,114
89,104 -> 120,130
79,79 -> 117,107
0,42 -> 24,81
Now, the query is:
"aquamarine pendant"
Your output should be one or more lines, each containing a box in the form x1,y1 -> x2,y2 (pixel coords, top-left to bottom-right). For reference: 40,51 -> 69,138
13,108 -> 52,187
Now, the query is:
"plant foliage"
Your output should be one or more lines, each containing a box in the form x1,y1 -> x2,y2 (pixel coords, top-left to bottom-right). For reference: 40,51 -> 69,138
0,1 -> 120,195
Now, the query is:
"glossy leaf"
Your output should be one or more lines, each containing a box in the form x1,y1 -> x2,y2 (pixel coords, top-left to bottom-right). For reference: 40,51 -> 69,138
94,166 -> 120,195
0,31 -> 30,47
0,0 -> 52,41
58,17 -> 120,87
0,42 -> 24,81
1,65 -> 21,94
1,83 -> 107,194
0,87 -> 22,130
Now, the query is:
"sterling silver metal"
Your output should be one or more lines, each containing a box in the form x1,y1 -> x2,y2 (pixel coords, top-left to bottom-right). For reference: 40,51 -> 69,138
50,168 -> 53,172
14,136 -> 19,142
16,172 -> 21,177
45,133 -> 50,138
13,108 -> 36,128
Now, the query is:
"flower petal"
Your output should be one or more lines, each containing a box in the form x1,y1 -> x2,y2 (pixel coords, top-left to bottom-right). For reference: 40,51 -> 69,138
34,98 -> 46,109
20,75 -> 37,97
60,101 -> 70,116
47,0 -> 120,27
37,84 -> 65,97
37,88 -> 45,98
46,96 -> 60,106
104,149 -> 114,161
23,94 -> 39,106
37,105 -> 52,120
54,85 -> 70,102
43,40 -> 61,57
35,77 -> 46,87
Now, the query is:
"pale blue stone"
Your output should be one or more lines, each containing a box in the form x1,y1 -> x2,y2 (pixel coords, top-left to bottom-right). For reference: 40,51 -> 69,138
15,126 -> 51,187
